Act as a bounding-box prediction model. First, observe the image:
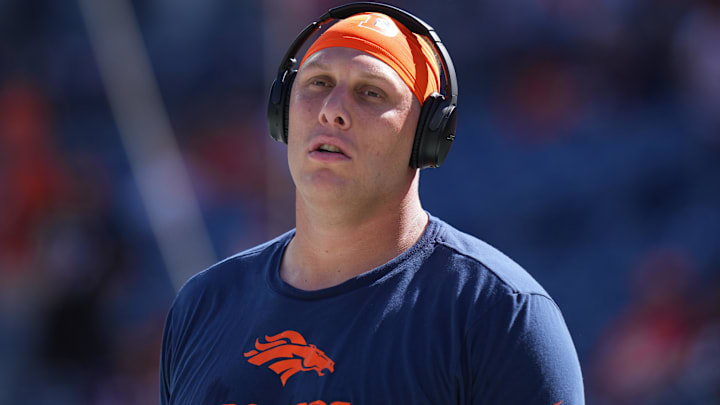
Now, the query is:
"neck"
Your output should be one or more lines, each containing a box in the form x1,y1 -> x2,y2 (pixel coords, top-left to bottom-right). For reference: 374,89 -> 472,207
280,177 -> 428,291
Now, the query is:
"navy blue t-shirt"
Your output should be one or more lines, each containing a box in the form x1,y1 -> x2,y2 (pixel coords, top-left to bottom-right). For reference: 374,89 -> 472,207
160,214 -> 584,405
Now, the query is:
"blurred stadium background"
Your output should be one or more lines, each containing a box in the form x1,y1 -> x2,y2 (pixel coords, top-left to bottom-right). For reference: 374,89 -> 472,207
1,0 -> 719,403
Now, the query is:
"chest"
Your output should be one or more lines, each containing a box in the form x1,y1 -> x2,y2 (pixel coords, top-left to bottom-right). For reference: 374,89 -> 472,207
168,290 -> 470,405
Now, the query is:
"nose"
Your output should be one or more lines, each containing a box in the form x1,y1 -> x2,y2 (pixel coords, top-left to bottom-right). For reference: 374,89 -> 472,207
318,85 -> 351,130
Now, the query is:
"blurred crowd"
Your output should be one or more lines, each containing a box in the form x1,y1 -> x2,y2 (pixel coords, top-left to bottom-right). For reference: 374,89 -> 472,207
1,0 -> 718,403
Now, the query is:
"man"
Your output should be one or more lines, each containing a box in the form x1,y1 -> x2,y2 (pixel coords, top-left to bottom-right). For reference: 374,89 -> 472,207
160,4 -> 584,405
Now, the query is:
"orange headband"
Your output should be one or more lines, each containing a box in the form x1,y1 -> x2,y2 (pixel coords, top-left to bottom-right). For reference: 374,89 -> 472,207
299,12 -> 440,104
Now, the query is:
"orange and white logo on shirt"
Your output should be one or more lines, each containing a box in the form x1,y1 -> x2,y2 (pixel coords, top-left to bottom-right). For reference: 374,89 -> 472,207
243,330 -> 335,386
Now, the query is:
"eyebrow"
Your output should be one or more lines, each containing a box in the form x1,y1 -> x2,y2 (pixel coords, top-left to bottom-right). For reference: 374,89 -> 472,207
300,59 -> 330,72
300,59 -> 397,87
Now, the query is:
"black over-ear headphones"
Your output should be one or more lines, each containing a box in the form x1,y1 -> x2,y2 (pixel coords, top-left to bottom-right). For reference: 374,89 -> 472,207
267,2 -> 458,169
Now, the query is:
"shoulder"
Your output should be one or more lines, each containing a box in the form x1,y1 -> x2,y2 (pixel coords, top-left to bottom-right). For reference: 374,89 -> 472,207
170,230 -> 294,310
428,214 -> 550,299
425,218 -> 584,402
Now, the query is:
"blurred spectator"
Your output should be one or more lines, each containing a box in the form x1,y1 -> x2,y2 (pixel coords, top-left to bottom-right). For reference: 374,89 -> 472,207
494,48 -> 589,142
589,249 -> 701,404
673,0 -> 720,145
25,156 -> 129,403
0,79 -> 70,277
671,269 -> 720,403
181,109 -> 272,255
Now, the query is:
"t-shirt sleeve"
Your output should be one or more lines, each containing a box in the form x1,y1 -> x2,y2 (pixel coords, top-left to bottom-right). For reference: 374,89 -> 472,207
467,293 -> 585,405
159,304 -> 175,405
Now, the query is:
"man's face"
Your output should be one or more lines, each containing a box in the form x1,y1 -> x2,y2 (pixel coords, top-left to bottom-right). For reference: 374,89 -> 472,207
287,47 -> 421,210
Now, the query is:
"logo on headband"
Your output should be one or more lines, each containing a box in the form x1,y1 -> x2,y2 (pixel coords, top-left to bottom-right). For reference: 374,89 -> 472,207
358,14 -> 399,37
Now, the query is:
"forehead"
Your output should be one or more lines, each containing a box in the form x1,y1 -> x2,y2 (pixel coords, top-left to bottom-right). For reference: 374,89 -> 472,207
299,47 -> 408,91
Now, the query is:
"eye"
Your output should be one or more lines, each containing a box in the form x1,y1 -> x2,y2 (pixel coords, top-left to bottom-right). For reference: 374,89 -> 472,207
363,89 -> 381,98
310,79 -> 331,87
360,87 -> 385,100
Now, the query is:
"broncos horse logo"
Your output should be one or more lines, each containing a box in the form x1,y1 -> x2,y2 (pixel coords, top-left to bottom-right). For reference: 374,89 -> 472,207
244,330 -> 335,386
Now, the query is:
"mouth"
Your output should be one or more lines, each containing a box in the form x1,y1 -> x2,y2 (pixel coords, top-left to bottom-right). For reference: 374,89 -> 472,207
308,138 -> 351,161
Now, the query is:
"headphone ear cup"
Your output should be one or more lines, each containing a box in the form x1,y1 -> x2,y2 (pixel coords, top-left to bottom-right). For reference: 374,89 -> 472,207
411,94 -> 457,169
281,71 -> 297,143
433,104 -> 457,167
411,94 -> 442,168
267,69 -> 297,144
267,78 -> 284,143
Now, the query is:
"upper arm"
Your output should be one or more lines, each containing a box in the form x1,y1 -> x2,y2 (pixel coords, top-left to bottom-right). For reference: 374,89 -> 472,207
159,305 -> 175,405
467,293 -> 585,405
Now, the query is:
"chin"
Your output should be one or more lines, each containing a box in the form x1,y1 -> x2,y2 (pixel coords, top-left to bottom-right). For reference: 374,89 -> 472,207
299,168 -> 350,193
